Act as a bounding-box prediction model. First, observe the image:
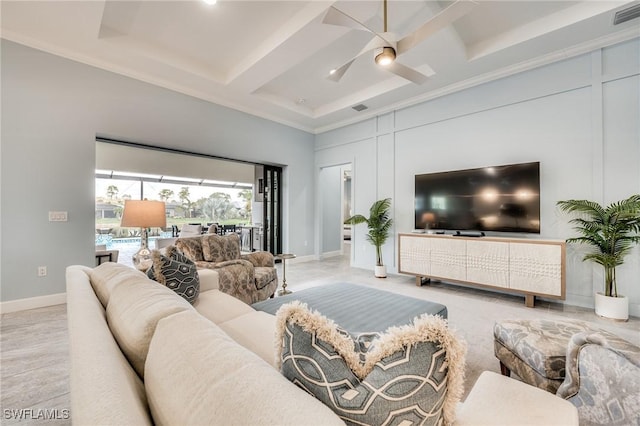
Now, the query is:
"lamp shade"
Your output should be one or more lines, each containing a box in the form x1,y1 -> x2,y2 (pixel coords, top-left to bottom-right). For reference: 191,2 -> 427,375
120,200 -> 167,228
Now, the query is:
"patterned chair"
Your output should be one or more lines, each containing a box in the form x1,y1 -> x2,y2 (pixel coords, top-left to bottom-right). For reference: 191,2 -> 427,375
556,331 -> 640,425
493,319 -> 598,393
494,319 -> 640,425
175,233 -> 277,304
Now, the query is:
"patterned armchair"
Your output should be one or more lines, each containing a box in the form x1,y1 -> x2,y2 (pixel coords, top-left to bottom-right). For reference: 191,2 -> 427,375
556,330 -> 640,425
175,233 -> 277,304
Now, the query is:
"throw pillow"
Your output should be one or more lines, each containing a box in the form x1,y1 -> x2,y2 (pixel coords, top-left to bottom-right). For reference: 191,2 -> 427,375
147,246 -> 200,304
202,234 -> 240,262
275,302 -> 467,426
201,233 -> 241,262
175,236 -> 205,262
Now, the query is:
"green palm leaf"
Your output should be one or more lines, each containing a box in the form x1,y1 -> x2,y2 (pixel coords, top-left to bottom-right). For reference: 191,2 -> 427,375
345,198 -> 393,266
557,194 -> 640,297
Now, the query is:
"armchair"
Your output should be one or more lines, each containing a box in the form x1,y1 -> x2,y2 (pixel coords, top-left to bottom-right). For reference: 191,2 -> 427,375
175,233 -> 277,304
179,224 -> 202,237
556,330 -> 640,425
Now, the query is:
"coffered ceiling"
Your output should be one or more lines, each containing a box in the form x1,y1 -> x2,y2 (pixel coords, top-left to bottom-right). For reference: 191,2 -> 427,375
2,1 -> 639,133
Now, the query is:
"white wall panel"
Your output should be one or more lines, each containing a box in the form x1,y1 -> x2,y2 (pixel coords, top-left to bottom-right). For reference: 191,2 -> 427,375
395,53 -> 592,132
319,165 -> 342,254
602,74 -> 640,315
602,38 -> 640,79
316,38 -> 640,316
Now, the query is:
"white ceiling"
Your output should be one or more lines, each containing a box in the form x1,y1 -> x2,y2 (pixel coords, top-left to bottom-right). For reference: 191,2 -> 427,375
2,1 -> 639,133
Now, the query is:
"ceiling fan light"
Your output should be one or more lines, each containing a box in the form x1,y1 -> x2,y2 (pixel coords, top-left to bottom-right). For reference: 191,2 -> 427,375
375,47 -> 396,66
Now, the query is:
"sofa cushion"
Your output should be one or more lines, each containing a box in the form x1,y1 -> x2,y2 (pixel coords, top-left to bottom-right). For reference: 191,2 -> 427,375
455,371 -> 579,426
218,311 -> 278,367
89,262 -> 147,308
144,310 -> 345,426
193,289 -> 255,324
275,302 -> 467,426
175,236 -> 204,262
66,265 -> 152,426
201,233 -> 241,262
197,268 -> 219,292
106,276 -> 193,378
147,246 -> 200,304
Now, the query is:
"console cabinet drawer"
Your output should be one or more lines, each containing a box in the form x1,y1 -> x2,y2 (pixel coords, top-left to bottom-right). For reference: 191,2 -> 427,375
466,240 -> 510,288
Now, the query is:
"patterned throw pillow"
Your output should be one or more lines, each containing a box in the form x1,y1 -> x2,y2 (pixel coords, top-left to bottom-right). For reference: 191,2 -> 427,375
201,233 -> 241,263
147,246 -> 200,304
175,237 -> 204,262
275,302 -> 466,426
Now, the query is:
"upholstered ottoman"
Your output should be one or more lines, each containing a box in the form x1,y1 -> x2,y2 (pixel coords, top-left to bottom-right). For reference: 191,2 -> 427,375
252,282 -> 447,334
493,319 -> 597,393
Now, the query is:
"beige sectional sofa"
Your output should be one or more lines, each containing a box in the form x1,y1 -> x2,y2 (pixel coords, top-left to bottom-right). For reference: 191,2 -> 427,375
66,262 -> 578,425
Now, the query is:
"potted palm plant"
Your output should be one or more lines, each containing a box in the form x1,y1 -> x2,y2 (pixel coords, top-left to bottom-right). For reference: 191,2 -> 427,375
557,194 -> 640,320
344,198 -> 393,278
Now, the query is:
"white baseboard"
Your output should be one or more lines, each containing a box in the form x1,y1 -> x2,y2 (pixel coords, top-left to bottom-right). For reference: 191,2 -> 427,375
320,250 -> 343,259
0,293 -> 67,314
286,254 -> 317,263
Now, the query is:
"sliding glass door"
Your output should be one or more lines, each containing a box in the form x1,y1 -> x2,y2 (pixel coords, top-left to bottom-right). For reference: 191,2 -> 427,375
262,166 -> 282,255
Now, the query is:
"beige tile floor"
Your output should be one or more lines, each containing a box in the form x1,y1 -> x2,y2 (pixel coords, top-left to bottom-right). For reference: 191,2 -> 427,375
1,243 -> 638,425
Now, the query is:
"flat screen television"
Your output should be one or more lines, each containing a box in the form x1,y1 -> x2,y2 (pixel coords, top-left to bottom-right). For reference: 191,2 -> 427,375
415,162 -> 540,234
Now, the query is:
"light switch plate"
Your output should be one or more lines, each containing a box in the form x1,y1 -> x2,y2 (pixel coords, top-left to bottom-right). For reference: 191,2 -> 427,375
49,211 -> 68,222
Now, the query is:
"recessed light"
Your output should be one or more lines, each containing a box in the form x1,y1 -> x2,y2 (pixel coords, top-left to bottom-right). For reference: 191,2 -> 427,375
329,69 -> 336,75
203,0 -> 217,5
296,98 -> 306,105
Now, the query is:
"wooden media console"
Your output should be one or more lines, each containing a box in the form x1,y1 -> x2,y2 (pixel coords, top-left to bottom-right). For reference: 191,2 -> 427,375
398,233 -> 566,307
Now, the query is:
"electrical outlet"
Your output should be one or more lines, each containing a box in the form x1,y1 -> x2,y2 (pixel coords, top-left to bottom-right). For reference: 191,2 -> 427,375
48,211 -> 68,222
37,266 -> 47,277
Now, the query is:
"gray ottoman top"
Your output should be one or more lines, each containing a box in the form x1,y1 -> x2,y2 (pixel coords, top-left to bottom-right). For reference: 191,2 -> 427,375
252,283 -> 447,335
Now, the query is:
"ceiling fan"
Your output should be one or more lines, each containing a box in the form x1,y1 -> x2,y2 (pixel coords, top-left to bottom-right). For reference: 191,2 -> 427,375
323,0 -> 476,84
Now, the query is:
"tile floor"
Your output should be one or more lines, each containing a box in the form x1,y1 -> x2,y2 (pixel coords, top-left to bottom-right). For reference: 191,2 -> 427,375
1,243 -> 638,425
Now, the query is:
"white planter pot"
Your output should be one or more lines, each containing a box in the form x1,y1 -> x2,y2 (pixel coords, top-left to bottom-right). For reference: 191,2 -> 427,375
594,292 -> 629,321
374,265 -> 387,278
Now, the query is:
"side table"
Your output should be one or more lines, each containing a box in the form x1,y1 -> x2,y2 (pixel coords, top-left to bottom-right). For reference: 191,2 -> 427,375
95,251 -> 113,266
275,253 -> 296,296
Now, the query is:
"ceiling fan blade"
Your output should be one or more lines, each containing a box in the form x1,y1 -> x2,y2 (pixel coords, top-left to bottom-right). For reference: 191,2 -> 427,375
328,59 -> 356,82
327,37 -> 388,82
397,0 -> 476,54
386,62 -> 429,85
323,6 -> 378,34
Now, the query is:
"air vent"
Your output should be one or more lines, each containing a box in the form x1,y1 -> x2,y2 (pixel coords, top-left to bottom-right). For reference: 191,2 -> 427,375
613,3 -> 640,25
352,104 -> 368,112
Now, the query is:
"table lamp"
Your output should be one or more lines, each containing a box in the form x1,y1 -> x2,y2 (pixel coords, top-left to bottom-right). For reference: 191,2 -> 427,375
421,212 -> 436,230
120,200 -> 167,270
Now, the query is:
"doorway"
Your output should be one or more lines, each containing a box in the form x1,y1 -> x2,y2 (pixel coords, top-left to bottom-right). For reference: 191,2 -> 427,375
342,167 -> 352,245
95,139 -> 284,257
319,163 -> 352,258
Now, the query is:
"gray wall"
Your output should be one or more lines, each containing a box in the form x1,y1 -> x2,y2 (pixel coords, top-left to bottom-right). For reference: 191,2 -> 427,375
1,40 -> 315,302
315,38 -> 640,316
